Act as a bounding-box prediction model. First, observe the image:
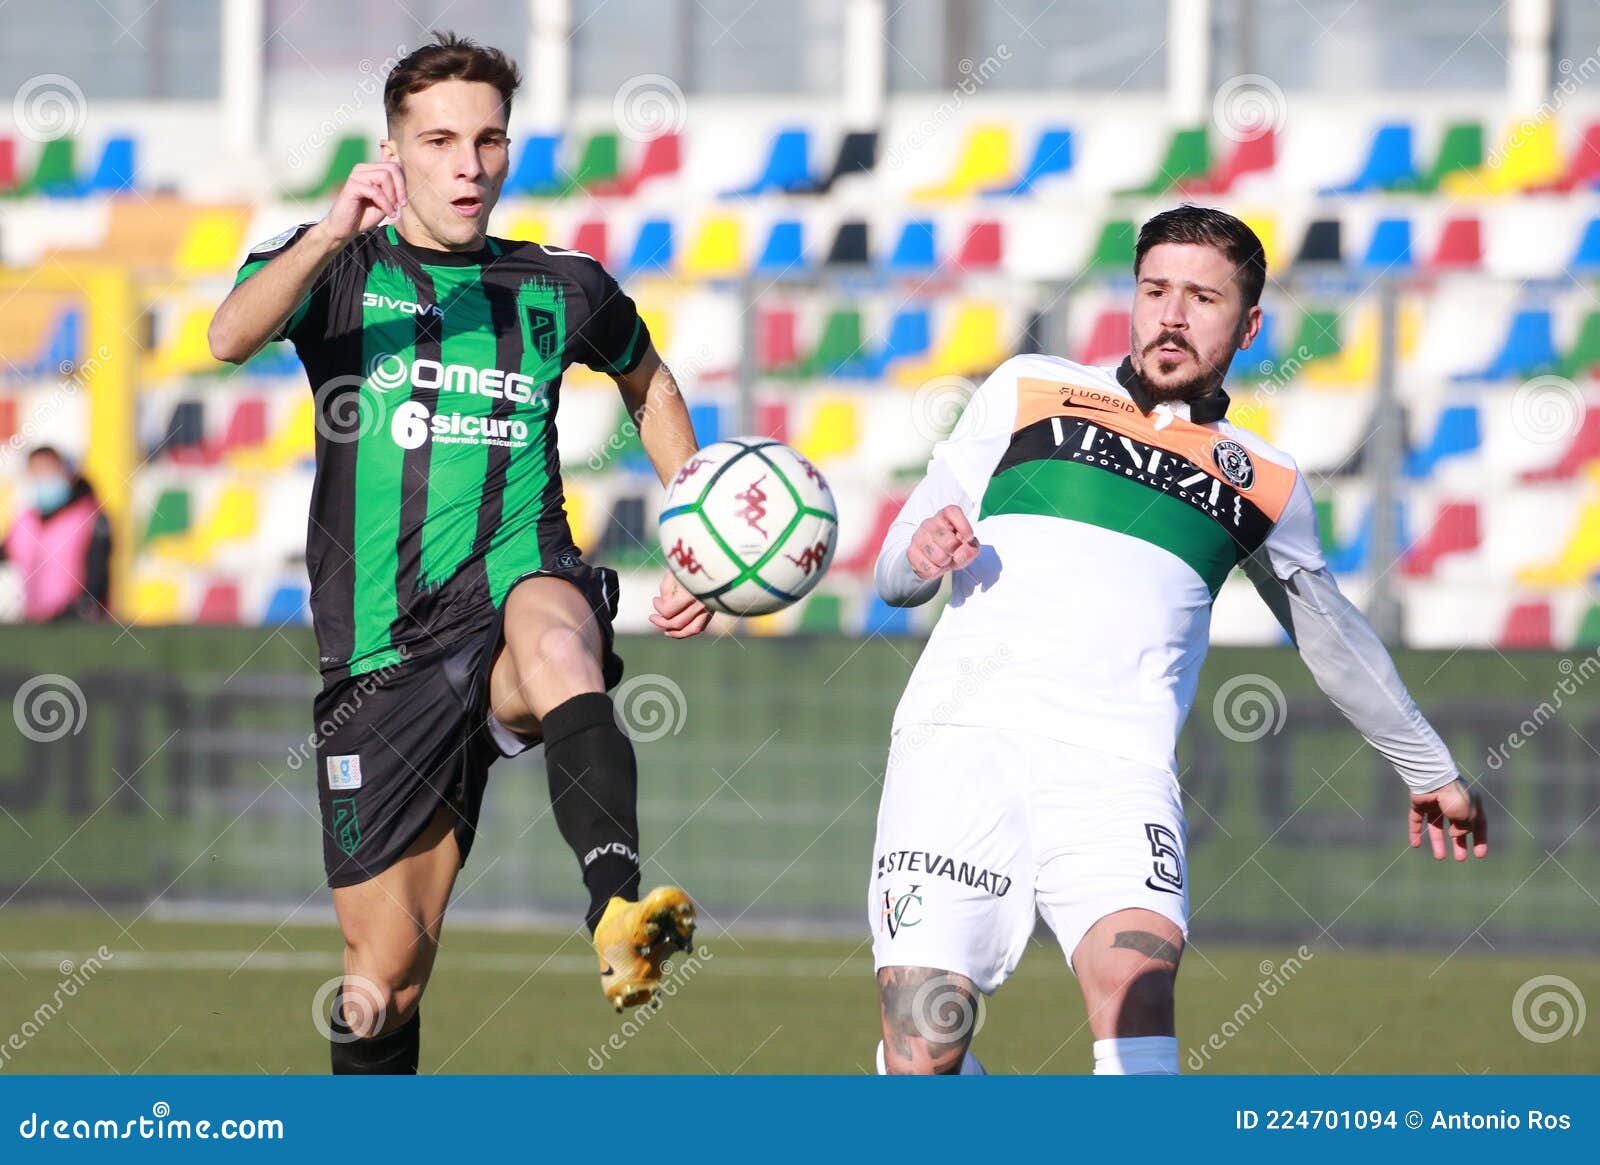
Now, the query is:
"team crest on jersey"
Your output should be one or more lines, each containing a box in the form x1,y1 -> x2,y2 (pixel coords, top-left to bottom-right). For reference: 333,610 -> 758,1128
1211,439 -> 1255,490
250,225 -> 301,254
526,306 -> 560,360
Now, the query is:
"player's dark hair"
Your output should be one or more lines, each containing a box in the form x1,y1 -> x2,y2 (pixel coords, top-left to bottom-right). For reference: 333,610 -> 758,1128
384,31 -> 522,128
1135,205 -> 1267,312
26,445 -> 64,466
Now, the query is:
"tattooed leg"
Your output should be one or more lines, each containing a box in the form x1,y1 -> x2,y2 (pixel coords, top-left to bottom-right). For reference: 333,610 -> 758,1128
877,966 -> 979,1074
1070,908 -> 1184,1040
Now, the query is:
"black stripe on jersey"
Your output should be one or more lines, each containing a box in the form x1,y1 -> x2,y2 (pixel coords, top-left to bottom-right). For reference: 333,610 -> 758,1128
394,264 -> 442,626
994,416 -> 1277,557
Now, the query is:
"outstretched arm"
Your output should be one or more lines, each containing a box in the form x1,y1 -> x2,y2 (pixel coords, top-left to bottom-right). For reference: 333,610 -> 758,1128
1244,554 -> 1488,861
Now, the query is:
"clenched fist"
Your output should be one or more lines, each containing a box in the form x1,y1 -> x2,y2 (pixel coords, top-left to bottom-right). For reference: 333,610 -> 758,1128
908,505 -> 981,581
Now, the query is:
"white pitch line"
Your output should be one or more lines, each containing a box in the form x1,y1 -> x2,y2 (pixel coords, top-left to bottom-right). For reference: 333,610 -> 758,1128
6,950 -> 872,976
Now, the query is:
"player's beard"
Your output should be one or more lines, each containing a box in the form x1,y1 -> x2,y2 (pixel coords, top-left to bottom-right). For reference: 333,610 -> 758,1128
1132,330 -> 1231,403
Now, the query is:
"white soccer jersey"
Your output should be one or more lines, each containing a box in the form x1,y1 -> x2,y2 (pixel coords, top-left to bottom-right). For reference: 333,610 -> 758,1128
886,353 -> 1326,773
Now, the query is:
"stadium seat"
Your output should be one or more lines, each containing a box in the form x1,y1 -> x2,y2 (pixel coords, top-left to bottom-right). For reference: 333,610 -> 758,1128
0,136 -> 15,193
955,220 -> 1003,270
797,592 -> 843,633
884,219 -> 936,274
1182,128 -> 1275,194
986,127 -> 1072,196
176,208 -> 249,276
1293,218 -> 1343,265
815,130 -> 878,193
146,308 -> 222,381
570,219 -> 608,267
756,307 -> 800,373
1230,310 -> 1279,381
0,398 -> 16,445
1359,217 -> 1413,270
1399,121 -> 1482,192
683,214 -> 743,280
915,125 -> 1015,199
0,301 -> 80,381
262,582 -> 309,626
158,399 -> 213,465
1288,309 -> 1343,366
1404,404 -> 1480,478
1517,498 -> 1600,585
753,400 -> 790,444
16,138 -> 76,197
864,592 -> 912,635
1442,118 -> 1562,195
794,398 -> 859,461
726,128 -> 813,196
129,575 -> 182,624
624,219 -> 673,273
1428,216 -> 1483,270
1401,502 -> 1480,576
1119,126 -> 1210,195
562,132 -> 622,196
176,484 -> 259,564
825,220 -> 870,267
868,309 -> 931,375
689,402 -> 724,446
804,309 -> 869,378
1085,219 -> 1136,273
1572,217 -> 1600,273
1575,603 -> 1600,648
1522,407 -> 1600,482
1076,309 -> 1132,367
1323,500 -> 1409,574
835,493 -> 908,574
1537,121 -> 1600,193
1451,308 -> 1558,381
289,135 -> 367,200
1558,311 -> 1600,379
503,213 -> 550,243
219,398 -> 269,459
505,134 -> 562,195
755,219 -> 807,276
239,340 -> 300,377
142,488 -> 191,544
894,302 -> 1008,384
195,578 -> 241,624
1322,122 -> 1415,193
83,135 -> 137,194
619,132 -> 680,195
1497,599 -> 1553,648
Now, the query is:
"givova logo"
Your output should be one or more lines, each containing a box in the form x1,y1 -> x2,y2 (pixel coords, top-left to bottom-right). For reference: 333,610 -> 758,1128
366,352 -> 552,408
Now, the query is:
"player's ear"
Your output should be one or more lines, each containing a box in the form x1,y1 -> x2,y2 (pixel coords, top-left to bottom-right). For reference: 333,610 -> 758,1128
379,138 -> 399,163
1236,303 -> 1264,351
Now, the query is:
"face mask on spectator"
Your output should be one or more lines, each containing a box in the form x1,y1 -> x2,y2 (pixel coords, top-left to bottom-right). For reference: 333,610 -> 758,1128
32,474 -> 70,514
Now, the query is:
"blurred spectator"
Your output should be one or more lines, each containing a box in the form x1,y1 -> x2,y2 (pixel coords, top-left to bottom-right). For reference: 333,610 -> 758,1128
1,447 -> 112,622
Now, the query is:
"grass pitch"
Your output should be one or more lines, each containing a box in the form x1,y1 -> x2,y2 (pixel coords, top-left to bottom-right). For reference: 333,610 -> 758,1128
0,909 -> 1591,1075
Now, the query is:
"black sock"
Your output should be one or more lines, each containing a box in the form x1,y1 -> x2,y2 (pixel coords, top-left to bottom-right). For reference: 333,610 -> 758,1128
542,692 -> 642,933
329,990 -> 420,1075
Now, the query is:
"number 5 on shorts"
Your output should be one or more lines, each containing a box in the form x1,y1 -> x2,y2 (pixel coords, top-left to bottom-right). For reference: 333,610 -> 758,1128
1144,823 -> 1184,892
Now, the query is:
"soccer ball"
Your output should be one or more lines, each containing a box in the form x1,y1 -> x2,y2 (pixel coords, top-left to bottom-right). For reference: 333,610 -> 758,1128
658,438 -> 838,616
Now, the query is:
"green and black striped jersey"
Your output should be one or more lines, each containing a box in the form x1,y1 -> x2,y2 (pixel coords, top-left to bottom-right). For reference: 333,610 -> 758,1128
235,224 -> 650,680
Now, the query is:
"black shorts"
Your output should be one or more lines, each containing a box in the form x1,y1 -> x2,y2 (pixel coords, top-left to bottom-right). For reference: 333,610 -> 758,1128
313,563 -> 624,888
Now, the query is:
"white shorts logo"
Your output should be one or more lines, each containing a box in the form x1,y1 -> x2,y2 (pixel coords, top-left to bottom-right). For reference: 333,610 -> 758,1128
326,755 -> 363,790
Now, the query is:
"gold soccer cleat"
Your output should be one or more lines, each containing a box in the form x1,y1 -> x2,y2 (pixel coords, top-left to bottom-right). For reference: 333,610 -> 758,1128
593,886 -> 697,1012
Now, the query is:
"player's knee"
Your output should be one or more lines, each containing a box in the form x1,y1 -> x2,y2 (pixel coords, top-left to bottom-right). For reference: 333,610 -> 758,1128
340,946 -> 433,1036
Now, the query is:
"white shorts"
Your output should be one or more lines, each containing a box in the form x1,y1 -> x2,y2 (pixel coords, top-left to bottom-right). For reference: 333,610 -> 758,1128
868,724 -> 1189,994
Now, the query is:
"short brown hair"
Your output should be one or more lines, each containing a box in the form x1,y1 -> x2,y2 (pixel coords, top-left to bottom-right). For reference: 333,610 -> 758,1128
1135,205 -> 1267,311
384,31 -> 522,128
